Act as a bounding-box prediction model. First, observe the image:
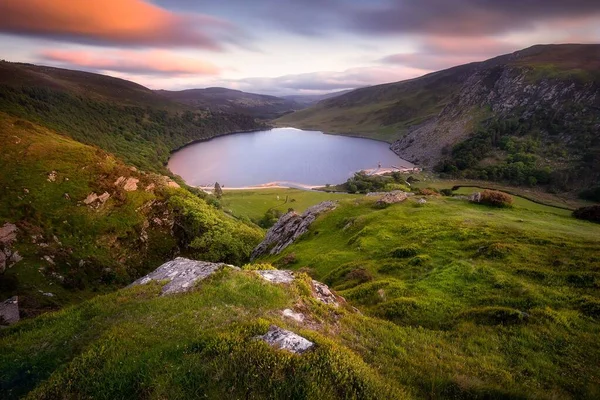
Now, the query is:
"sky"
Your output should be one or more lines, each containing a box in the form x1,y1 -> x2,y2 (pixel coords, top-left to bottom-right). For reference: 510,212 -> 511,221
1,0 -> 599,96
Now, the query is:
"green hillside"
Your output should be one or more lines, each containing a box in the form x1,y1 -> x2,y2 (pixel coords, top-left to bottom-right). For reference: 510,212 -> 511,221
0,61 -> 265,172
0,113 -> 261,316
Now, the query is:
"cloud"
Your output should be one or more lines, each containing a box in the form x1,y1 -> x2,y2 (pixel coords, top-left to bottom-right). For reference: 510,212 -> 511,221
351,0 -> 600,36
0,0 -> 238,49
39,50 -> 220,76
381,36 -> 521,70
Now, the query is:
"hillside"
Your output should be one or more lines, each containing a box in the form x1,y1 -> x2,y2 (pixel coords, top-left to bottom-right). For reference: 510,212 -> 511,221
2,193 -> 599,399
0,62 -> 265,172
0,113 -> 262,316
282,89 -> 355,107
277,44 -> 600,192
157,87 -> 300,119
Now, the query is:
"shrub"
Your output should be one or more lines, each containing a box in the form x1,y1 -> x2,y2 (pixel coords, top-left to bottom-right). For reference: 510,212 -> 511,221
376,298 -> 419,323
409,255 -> 431,266
391,245 -> 419,258
417,188 -> 439,196
346,268 -> 374,284
459,306 -> 529,325
579,186 -> 600,202
242,263 -> 276,271
573,205 -> 600,223
472,190 -> 513,207
440,188 -> 454,196
277,252 -> 297,266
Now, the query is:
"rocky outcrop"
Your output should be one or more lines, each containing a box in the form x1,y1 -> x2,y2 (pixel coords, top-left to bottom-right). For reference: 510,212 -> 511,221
255,325 -> 314,354
130,257 -> 235,295
251,201 -> 336,259
115,176 -> 139,192
374,191 -> 408,208
255,270 -> 295,284
0,296 -> 19,326
0,223 -> 21,273
83,192 -> 110,207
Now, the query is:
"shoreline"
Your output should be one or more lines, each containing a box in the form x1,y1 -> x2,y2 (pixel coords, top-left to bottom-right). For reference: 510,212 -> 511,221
198,166 -> 421,192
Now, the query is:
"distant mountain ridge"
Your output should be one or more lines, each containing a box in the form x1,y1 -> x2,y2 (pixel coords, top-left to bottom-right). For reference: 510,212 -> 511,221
157,87 -> 300,119
277,44 -> 600,191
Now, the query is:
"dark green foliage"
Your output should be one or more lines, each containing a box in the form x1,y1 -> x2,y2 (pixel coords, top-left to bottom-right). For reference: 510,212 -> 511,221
375,298 -> 419,324
573,205 -> 600,223
578,296 -> 600,318
258,208 -> 283,229
440,188 -> 454,196
391,245 -> 419,258
213,182 -> 223,199
459,306 -> 529,326
579,186 -> 600,202
343,172 -> 388,194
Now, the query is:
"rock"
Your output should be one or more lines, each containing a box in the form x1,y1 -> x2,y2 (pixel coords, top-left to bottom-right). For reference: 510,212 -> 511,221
145,183 -> 156,192
38,290 -> 54,297
282,309 -> 305,323
0,223 -> 20,273
47,171 -> 57,182
64,193 -> 70,200
417,198 -> 427,204
255,325 -> 314,354
167,180 -> 180,188
0,296 -> 19,326
311,280 -> 342,307
255,269 -> 295,284
374,191 -> 408,207
469,192 -> 482,203
129,257 -> 234,295
115,176 -> 139,191
251,201 -> 336,259
43,255 -> 55,265
83,192 -> 110,207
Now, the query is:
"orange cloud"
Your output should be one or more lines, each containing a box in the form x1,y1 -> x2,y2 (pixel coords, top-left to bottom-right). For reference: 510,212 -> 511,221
40,50 -> 220,76
0,0 -> 233,49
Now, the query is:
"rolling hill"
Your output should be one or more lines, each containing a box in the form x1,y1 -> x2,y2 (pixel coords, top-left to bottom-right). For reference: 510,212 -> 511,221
157,87 -> 300,119
277,44 -> 600,192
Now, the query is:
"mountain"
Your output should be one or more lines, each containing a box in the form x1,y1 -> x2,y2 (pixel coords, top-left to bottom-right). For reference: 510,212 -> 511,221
0,62 -> 265,172
157,87 -> 300,119
277,44 -> 600,192
282,89 -> 356,107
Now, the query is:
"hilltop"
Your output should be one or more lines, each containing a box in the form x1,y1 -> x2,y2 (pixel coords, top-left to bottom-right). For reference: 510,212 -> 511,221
277,44 -> 600,192
157,87 -> 300,119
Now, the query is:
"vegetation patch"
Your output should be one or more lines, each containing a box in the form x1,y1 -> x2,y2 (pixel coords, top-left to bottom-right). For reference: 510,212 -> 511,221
458,306 -> 529,326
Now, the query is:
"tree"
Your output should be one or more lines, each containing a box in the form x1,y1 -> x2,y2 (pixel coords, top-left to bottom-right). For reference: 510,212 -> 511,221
214,182 -> 223,199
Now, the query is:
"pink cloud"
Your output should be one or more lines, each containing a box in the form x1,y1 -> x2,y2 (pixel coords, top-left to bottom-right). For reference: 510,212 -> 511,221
40,50 -> 220,76
0,0 -> 235,49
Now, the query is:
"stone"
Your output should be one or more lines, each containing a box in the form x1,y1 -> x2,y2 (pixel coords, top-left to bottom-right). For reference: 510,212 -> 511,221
374,191 -> 408,207
282,309 -> 305,323
0,223 -> 20,273
83,192 -> 111,207
311,280 -> 341,307
417,198 -> 427,204
123,177 -> 139,191
167,180 -> 180,188
469,192 -> 482,203
47,170 -> 57,182
255,325 -> 314,354
251,201 -> 336,259
129,257 -> 234,295
0,296 -> 19,326
145,183 -> 156,192
255,269 -> 295,284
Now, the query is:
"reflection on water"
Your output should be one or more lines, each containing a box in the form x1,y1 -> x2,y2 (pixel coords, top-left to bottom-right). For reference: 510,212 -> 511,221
168,127 -> 412,187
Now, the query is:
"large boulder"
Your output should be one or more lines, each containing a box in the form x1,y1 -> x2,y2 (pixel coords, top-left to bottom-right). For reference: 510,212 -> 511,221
130,257 -> 235,295
0,223 -> 21,273
374,191 -> 408,208
251,201 -> 336,259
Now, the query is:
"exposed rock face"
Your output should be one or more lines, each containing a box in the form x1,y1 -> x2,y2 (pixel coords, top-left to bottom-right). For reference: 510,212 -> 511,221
251,201 -> 336,259
374,191 -> 408,207
311,280 -> 342,307
255,325 -> 314,354
255,270 -> 295,284
282,308 -> 305,323
115,176 -> 139,191
130,257 -> 234,295
0,223 -> 21,273
0,296 -> 19,326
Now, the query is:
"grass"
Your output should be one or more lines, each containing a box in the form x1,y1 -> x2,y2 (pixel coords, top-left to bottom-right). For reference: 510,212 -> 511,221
258,194 -> 600,398
221,188 -> 361,222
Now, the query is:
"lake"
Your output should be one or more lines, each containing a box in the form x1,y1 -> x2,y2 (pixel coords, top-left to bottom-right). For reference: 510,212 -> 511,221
168,127 -> 412,187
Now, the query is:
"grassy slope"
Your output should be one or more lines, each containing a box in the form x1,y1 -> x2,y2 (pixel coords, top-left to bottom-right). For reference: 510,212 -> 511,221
0,270 -> 406,399
0,113 -> 262,316
258,195 -> 600,398
221,189 -> 361,221
276,63 -> 475,142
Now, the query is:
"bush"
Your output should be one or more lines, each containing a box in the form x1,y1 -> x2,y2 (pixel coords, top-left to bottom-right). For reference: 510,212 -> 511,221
573,205 -> 600,223
417,188 -> 439,196
440,188 -> 454,196
241,263 -> 276,271
578,186 -> 600,202
472,190 -> 513,207
391,245 -> 419,258
459,306 -> 529,325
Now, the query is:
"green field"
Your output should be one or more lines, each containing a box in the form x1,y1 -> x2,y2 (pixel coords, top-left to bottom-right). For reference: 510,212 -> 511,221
221,188 -> 361,221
